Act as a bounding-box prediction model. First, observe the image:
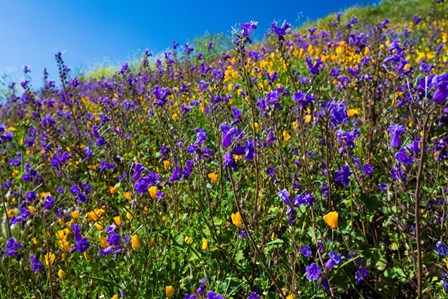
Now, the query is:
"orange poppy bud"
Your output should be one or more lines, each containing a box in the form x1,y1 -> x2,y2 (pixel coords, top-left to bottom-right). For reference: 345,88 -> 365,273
323,211 -> 339,229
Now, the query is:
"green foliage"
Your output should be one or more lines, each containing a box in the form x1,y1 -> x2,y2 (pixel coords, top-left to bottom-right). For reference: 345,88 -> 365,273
0,1 -> 448,298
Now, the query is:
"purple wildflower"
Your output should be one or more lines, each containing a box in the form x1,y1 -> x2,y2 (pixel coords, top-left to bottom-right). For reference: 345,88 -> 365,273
388,125 -> 405,148
220,123 -> 242,148
306,262 -> 322,281
240,21 -> 258,37
247,292 -> 261,299
432,73 -> 448,103
223,152 -> 237,170
325,251 -> 343,270
70,184 -> 81,195
363,164 -> 373,175
301,245 -> 312,257
25,191 -> 36,201
334,165 -> 351,186
4,238 -> 22,256
98,246 -> 113,256
271,21 -> 291,38
29,255 -> 42,272
43,195 -> 55,210
195,128 -> 208,145
206,291 -> 223,299
70,238 -> 90,254
355,267 -> 368,284
436,241 -> 448,256
278,189 -> 290,205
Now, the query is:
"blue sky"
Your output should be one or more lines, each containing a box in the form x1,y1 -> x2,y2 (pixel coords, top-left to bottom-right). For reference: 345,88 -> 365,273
0,0 -> 377,88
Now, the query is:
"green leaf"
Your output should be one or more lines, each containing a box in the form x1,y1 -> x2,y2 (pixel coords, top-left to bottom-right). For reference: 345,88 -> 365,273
384,267 -> 407,282
375,255 -> 387,271
175,234 -> 185,246
212,216 -> 223,226
266,239 -> 284,247
389,242 -> 399,251
234,249 -> 244,262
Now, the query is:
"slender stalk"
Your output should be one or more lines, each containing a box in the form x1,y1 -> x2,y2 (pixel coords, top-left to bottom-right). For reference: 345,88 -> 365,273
0,174 -> 13,299
414,106 -> 436,298
0,174 -> 12,239
42,215 -> 55,299
227,167 -> 286,299
310,207 -> 334,297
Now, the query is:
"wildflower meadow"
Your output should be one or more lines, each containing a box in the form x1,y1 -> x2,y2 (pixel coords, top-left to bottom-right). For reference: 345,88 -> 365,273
1,0 -> 448,298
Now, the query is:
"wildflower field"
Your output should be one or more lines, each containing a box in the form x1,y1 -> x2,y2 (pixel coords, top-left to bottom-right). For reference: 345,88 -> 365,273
1,0 -> 448,298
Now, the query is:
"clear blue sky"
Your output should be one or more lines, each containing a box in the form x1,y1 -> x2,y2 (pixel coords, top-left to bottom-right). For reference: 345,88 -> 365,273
0,0 -> 377,88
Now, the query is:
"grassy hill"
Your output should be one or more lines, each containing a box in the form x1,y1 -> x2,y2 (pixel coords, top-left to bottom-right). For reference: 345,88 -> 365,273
0,0 -> 447,298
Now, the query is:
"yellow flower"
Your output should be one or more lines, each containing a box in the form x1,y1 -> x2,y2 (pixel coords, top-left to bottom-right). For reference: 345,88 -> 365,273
292,121 -> 298,130
323,211 -> 339,229
113,216 -> 121,226
58,239 -> 71,252
347,108 -> 359,117
112,295 -> 119,299
283,130 -> 291,142
148,186 -> 158,199
131,235 -> 140,250
208,172 -> 218,183
87,208 -> 105,222
184,236 -> 191,245
28,206 -> 35,213
164,160 -> 170,170
32,237 -> 38,245
98,235 -> 109,248
123,191 -> 132,201
58,269 -> 65,279
162,216 -> 168,222
231,212 -> 243,229
7,209 -> 16,218
109,186 -> 119,194
202,238 -> 209,250
56,228 -> 70,240
166,285 -> 175,298
252,122 -> 259,130
71,210 -> 80,219
45,252 -> 55,266
40,191 -> 51,198
304,115 -> 312,124
12,169 -> 19,177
